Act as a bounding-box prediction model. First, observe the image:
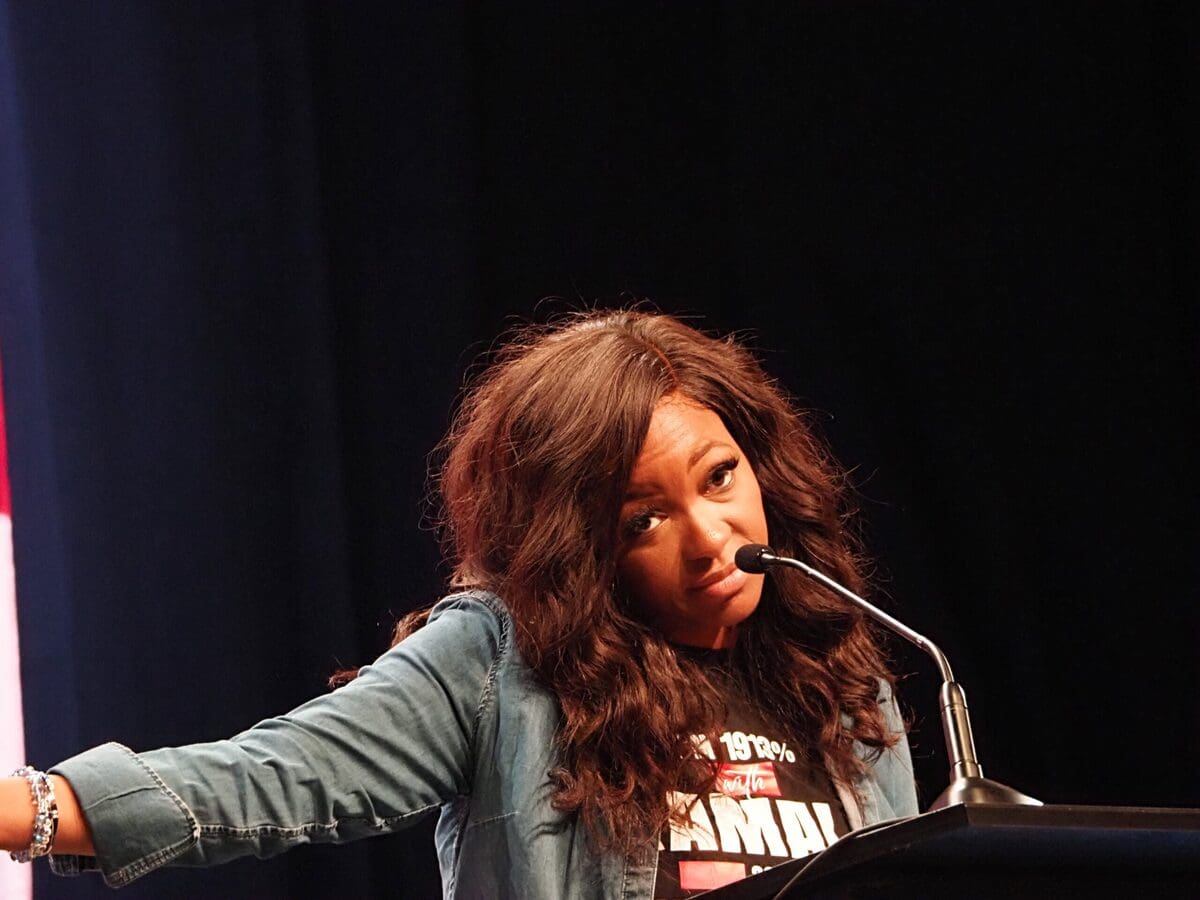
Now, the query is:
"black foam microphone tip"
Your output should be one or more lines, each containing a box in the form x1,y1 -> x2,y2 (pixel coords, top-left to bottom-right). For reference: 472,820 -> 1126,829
734,543 -> 774,574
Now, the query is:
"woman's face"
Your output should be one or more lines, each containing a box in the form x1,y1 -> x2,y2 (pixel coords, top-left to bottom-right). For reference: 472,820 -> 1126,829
617,395 -> 770,648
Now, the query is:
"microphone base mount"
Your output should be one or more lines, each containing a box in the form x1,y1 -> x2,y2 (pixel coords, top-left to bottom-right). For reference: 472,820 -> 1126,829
930,776 -> 1043,811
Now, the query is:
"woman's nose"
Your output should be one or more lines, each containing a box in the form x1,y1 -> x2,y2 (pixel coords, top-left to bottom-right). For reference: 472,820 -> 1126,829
684,510 -> 728,559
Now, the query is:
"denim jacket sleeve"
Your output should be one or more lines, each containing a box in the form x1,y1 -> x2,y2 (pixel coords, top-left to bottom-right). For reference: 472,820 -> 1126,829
832,678 -> 919,830
48,591 -> 506,888
872,679 -> 919,819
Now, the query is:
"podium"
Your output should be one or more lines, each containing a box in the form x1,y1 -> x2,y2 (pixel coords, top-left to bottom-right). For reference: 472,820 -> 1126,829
700,804 -> 1200,899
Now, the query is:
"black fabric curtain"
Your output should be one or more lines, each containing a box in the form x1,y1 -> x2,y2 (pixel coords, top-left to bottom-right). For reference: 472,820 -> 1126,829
1,3 -> 1196,898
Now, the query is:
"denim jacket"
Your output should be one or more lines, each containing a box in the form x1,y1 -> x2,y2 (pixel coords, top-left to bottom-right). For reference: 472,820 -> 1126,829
51,590 -> 918,897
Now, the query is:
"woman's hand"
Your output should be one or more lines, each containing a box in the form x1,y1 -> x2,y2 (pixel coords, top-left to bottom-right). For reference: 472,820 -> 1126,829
1,774 -> 95,857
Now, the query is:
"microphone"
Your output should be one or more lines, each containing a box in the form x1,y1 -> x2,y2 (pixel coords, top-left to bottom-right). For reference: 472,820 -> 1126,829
736,542 -> 1040,810
733,543 -> 774,574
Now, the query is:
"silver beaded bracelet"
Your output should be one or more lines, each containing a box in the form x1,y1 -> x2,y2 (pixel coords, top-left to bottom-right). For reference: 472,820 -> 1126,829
9,766 -> 59,863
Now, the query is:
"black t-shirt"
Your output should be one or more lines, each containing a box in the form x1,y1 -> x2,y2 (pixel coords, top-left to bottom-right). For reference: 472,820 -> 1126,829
653,650 -> 850,898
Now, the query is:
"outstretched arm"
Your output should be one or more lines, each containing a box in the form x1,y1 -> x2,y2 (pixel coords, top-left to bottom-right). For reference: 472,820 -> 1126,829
0,774 -> 94,856
4,591 -> 505,886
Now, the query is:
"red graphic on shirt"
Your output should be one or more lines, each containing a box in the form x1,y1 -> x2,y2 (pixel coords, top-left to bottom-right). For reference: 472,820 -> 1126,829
678,860 -> 746,890
714,762 -> 780,799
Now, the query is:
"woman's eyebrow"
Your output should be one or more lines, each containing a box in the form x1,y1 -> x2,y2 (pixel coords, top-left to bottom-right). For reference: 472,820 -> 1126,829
688,440 -> 732,469
623,441 -> 736,501
622,483 -> 658,502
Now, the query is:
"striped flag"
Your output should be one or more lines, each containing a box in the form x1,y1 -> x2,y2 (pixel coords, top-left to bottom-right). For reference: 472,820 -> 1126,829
0,354 -> 32,898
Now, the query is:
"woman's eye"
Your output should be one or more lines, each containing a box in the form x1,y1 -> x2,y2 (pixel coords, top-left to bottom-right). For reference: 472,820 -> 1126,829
624,510 -> 664,537
708,458 -> 738,490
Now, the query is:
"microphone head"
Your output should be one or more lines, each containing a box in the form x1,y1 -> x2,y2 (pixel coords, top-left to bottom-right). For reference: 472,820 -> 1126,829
734,543 -> 774,574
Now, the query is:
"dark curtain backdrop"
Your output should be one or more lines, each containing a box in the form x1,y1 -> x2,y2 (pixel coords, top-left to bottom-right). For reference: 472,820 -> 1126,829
1,3 -> 1196,898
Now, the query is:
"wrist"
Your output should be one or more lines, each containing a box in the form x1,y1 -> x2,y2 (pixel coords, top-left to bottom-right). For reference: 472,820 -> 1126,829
6,767 -> 59,861
1,777 -> 36,850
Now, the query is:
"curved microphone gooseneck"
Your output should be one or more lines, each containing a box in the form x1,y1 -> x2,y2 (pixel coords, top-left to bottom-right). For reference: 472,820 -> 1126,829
735,543 -> 1040,810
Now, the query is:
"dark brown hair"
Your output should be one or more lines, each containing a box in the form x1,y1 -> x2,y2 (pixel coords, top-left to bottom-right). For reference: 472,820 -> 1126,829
400,310 -> 897,851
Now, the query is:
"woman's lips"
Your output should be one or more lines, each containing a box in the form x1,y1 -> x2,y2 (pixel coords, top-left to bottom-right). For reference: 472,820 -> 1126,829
689,565 -> 749,601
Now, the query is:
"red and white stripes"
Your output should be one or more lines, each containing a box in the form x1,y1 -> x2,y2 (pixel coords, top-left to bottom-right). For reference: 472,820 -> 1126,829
0,355 -> 32,898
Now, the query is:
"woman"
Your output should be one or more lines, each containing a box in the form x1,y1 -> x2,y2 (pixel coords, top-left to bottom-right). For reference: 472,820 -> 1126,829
1,310 -> 917,897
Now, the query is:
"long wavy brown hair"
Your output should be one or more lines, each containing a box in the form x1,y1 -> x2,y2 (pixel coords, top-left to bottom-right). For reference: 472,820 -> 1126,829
394,309 -> 898,852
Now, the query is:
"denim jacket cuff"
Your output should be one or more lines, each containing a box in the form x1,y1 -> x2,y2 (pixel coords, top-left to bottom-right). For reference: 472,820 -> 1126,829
49,742 -> 199,887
